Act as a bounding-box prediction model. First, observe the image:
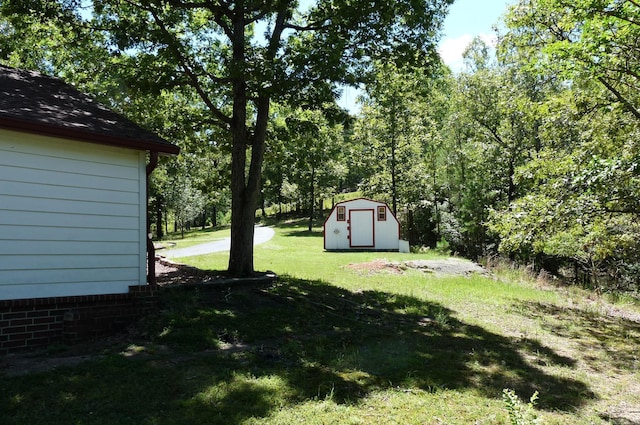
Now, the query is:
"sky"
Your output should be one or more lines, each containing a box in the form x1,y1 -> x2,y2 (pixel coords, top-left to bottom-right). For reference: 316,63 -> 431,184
438,0 -> 515,72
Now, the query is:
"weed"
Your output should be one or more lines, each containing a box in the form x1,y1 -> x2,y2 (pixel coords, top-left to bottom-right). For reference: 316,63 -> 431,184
502,388 -> 541,425
434,307 -> 451,329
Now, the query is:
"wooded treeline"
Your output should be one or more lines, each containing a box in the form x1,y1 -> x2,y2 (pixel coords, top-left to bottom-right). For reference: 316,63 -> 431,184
1,0 -> 638,290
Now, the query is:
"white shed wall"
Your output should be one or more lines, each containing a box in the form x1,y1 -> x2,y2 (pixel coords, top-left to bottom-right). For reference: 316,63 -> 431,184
324,208 -> 350,250
374,209 -> 401,250
0,129 -> 147,301
324,199 -> 400,251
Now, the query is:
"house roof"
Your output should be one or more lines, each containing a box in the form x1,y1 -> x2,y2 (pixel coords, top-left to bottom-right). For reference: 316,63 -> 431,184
0,65 -> 179,155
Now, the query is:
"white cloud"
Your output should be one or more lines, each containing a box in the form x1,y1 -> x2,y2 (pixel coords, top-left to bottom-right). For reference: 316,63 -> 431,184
438,33 -> 497,73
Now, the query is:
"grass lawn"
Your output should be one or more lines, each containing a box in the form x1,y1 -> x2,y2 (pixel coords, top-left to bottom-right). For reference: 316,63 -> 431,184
1,219 -> 639,424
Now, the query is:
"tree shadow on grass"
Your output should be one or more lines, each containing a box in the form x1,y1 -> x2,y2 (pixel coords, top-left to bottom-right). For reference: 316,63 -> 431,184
154,277 -> 594,410
510,300 -> 640,373
0,277 -> 596,425
282,229 -> 323,238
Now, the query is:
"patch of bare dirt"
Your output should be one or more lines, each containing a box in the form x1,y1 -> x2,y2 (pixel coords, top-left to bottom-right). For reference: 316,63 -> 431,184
347,259 -> 405,275
1,354 -> 94,376
1,333 -> 137,377
347,258 -> 488,276
589,300 -> 640,324
603,402 -> 640,424
155,256 -> 227,285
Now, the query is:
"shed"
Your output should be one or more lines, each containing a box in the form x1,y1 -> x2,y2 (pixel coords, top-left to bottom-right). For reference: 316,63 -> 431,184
324,198 -> 400,251
0,65 -> 179,352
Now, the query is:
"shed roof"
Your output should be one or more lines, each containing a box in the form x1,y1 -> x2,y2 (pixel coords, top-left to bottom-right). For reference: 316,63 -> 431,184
334,197 -> 388,206
0,65 -> 179,155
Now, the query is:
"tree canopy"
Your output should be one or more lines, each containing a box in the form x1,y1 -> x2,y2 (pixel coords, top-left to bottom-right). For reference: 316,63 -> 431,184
0,0 -> 453,276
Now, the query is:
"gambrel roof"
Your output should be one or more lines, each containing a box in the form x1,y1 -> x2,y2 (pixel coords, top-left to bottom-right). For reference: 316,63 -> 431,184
0,64 -> 179,155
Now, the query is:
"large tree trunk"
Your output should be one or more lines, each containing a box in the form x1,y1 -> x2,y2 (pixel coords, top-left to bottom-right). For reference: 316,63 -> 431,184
228,6 -> 253,276
228,188 -> 257,276
228,127 -> 268,275
227,4 -> 283,277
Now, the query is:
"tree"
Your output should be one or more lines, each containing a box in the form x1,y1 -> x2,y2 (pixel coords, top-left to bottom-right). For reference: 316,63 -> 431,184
1,0 -> 453,276
487,79 -> 640,288
165,159 -> 207,238
433,38 -> 534,257
353,61 -> 450,246
360,62 -> 409,216
285,108 -> 344,231
503,0 -> 640,121
486,1 -> 640,288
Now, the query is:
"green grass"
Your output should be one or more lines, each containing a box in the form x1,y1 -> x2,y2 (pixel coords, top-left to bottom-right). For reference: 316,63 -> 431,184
1,219 -> 639,425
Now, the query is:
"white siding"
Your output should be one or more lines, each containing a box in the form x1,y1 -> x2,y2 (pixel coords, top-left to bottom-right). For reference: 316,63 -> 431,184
0,129 -> 146,300
374,208 -> 401,250
324,206 -> 350,251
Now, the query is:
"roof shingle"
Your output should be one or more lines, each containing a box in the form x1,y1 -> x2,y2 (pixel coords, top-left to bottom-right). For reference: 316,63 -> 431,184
0,65 -> 179,155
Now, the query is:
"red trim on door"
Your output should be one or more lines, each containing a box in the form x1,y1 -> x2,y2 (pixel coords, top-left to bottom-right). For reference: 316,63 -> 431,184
348,209 -> 375,248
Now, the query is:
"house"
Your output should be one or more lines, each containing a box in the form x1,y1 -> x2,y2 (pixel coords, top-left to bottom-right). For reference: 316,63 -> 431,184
0,65 -> 179,353
324,198 -> 401,251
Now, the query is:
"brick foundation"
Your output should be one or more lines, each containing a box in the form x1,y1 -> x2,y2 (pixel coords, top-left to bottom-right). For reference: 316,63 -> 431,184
0,286 -> 157,355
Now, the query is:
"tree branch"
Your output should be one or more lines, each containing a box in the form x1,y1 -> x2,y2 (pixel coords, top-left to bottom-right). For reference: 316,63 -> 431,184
141,4 -> 232,127
598,76 -> 640,120
163,0 -> 234,39
600,9 -> 640,28
247,6 -> 288,194
247,9 -> 270,24
476,118 -> 506,147
534,5 -> 640,122
285,20 -> 331,31
603,207 -> 640,215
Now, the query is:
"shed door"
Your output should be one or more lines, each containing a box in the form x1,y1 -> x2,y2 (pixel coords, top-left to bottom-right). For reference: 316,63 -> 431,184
349,209 -> 375,247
